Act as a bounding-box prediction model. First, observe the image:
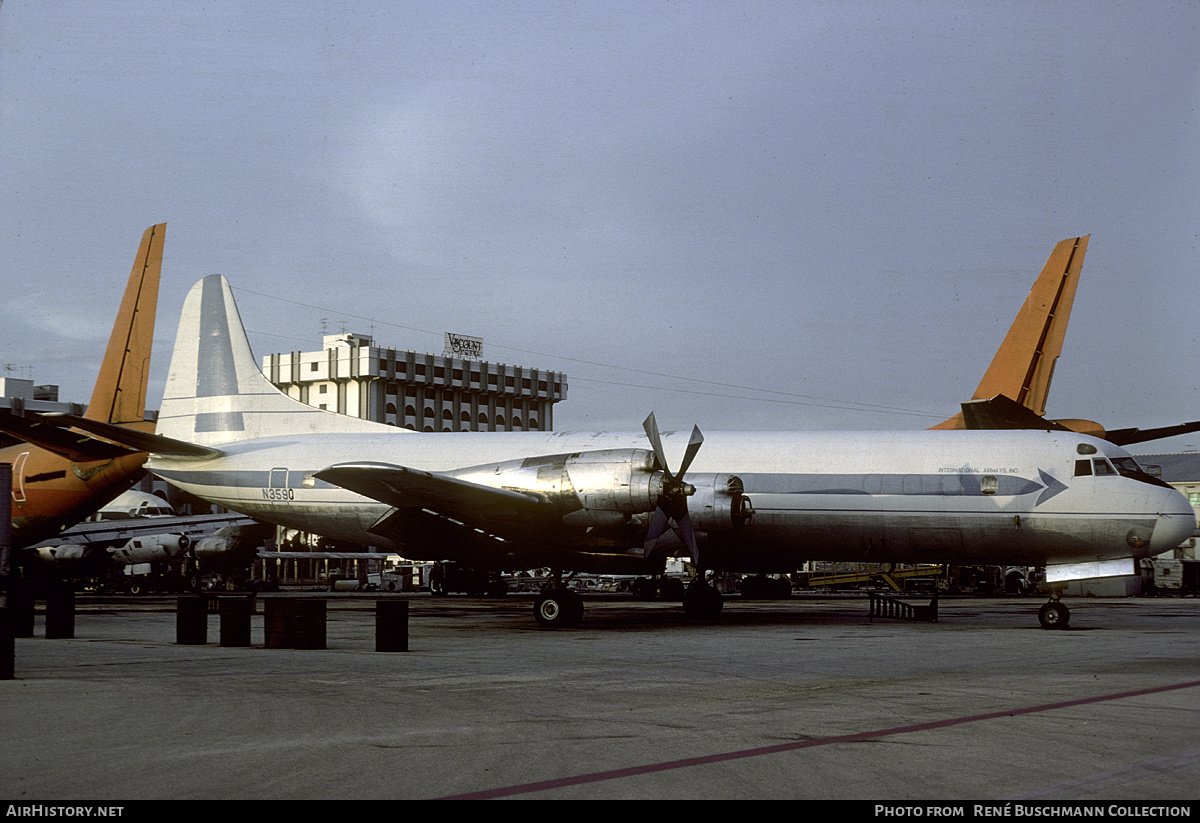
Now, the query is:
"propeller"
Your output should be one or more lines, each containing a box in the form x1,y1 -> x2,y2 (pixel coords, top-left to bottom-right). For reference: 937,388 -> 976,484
642,412 -> 704,566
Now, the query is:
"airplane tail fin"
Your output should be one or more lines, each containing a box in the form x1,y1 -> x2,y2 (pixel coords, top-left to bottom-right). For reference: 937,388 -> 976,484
84,224 -> 166,427
156,274 -> 396,447
932,235 -> 1088,430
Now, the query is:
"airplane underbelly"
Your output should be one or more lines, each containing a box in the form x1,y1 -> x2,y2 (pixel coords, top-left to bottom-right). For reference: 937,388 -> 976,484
701,494 -> 1156,571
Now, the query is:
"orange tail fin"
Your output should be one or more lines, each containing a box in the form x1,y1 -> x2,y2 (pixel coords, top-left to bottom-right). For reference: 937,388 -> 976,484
933,235 -> 1088,429
84,223 -> 165,425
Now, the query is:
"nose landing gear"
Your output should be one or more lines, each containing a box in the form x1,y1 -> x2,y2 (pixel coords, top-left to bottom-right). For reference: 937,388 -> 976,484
1038,590 -> 1071,630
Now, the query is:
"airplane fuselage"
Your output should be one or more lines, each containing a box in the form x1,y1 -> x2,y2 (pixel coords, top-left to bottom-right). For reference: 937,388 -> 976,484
4,443 -> 148,550
148,427 -> 1195,574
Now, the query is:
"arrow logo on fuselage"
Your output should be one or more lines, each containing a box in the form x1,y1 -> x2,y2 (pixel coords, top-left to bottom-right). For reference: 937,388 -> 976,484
1035,469 -> 1068,506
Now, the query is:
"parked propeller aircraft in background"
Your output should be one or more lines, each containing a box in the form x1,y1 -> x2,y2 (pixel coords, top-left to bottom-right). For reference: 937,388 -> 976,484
1,224 -> 165,550
22,265 -> 1190,630
29,490 -> 258,593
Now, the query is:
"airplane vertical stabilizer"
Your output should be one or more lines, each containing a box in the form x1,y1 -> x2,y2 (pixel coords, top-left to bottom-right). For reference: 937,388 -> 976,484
157,275 -> 397,446
85,223 -> 165,426
933,235 -> 1088,429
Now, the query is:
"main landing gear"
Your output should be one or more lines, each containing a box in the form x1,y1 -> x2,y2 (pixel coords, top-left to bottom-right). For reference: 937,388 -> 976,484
534,570 -> 584,629
682,577 -> 723,619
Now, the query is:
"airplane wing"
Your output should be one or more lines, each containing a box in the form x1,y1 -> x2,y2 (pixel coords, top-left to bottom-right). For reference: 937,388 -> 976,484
0,410 -> 222,459
314,461 -> 571,558
38,512 -> 256,550
316,461 -> 548,527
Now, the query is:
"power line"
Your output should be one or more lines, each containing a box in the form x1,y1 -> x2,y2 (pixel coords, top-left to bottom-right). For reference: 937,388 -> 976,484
232,284 -> 948,421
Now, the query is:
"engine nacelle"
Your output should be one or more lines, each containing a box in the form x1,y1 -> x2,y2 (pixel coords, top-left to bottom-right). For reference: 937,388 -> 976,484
687,474 -> 752,533
450,449 -> 664,526
109,533 -> 190,565
35,544 -> 88,563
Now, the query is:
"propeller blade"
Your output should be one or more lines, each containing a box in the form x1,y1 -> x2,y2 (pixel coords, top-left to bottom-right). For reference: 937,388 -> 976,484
678,425 -> 704,477
676,513 -> 699,566
645,506 -> 671,544
642,412 -> 669,473
641,412 -> 705,567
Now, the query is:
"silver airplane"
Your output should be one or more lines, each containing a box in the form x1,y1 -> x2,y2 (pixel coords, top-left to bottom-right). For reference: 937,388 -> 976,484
40,274 -> 1196,629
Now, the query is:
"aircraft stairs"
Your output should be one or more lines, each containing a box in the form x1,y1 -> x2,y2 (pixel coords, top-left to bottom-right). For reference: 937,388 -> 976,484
867,590 -> 939,623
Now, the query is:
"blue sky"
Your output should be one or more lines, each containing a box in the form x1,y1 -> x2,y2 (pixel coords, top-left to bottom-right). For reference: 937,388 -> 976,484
2,1 -> 1197,451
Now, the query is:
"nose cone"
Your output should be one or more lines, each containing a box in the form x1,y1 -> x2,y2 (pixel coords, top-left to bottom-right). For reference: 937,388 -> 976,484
1151,487 -> 1197,554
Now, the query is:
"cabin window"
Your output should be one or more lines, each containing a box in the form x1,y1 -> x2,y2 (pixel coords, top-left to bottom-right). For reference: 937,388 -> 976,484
980,475 -> 999,495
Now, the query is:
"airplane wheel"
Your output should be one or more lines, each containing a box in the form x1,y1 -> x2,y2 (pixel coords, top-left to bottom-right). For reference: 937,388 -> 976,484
1038,601 -> 1070,630
534,590 -> 583,629
683,582 -> 724,619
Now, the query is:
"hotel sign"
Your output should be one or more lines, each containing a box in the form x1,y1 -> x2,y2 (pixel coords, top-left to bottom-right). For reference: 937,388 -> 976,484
444,333 -> 483,360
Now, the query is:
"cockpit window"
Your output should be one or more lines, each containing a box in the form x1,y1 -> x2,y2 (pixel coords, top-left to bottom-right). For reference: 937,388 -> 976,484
1111,456 -> 1143,477
1102,454 -> 1174,489
1093,459 -> 1116,476
1074,459 -> 1092,477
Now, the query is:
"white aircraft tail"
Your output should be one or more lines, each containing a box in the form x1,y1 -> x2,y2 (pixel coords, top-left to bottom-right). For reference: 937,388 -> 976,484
157,274 -> 397,446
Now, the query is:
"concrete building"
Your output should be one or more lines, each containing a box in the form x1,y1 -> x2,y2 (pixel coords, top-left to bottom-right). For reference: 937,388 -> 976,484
0,380 -> 87,453
262,333 -> 567,432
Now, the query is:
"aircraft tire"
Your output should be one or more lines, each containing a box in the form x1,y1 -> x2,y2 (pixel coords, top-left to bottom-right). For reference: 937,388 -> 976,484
534,590 -> 583,629
682,582 -> 723,619
1038,601 -> 1070,630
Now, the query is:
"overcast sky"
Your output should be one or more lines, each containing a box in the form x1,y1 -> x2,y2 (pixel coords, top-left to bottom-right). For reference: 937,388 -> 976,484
1,1 -> 1197,452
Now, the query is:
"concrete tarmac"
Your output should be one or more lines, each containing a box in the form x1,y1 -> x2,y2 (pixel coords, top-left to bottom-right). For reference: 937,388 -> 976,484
1,591 -> 1198,801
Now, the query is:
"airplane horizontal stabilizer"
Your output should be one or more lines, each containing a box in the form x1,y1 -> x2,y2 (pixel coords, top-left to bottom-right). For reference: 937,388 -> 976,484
9,411 -> 223,460
0,410 -> 137,462
961,397 -> 1200,447
958,396 -> 1070,432
1103,420 -> 1200,447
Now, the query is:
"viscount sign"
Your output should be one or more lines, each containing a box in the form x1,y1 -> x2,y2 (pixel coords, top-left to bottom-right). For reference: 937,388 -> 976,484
444,333 -> 483,360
